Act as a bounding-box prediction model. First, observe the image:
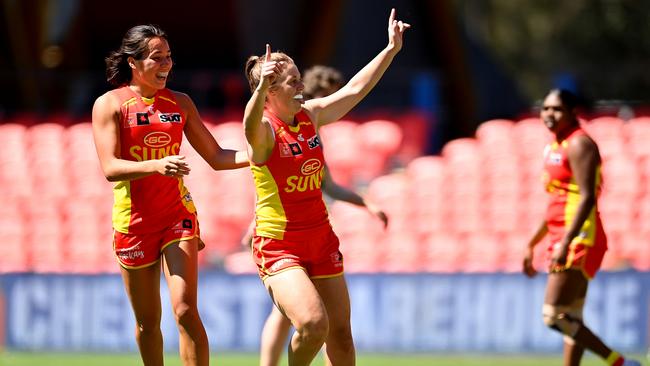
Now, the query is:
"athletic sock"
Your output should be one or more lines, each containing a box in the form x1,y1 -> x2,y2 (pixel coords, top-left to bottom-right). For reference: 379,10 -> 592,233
605,351 -> 624,366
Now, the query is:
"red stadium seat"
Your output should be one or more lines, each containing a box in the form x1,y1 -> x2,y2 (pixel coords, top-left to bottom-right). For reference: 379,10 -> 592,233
0,215 -> 29,273
393,111 -> 431,162
475,119 -> 515,147
420,232 -> 464,273
619,233 -> 650,271
319,120 -> 359,186
512,118 -> 550,161
0,124 -> 32,197
380,233 -> 423,273
27,123 -> 69,198
210,121 -> 247,150
623,117 -> 650,161
356,119 -> 404,179
366,173 -> 411,231
223,250 -> 257,274
461,231 -> 505,272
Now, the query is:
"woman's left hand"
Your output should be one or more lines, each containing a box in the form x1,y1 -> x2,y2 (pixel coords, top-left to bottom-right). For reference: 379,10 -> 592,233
387,8 -> 411,52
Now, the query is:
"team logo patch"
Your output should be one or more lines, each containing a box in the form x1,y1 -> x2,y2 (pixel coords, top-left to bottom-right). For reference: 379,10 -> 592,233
307,135 -> 321,149
182,219 -> 193,229
330,251 -> 343,263
143,131 -> 171,147
300,158 -> 322,175
279,143 -> 293,158
159,113 -> 182,123
289,142 -> 303,156
269,258 -> 299,272
136,112 -> 150,126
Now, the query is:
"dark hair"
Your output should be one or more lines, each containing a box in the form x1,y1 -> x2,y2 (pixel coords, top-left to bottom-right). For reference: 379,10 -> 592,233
105,24 -> 167,86
547,88 -> 581,110
302,65 -> 345,99
244,50 -> 293,93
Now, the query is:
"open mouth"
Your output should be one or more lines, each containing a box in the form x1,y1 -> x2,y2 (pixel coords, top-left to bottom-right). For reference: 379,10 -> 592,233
293,94 -> 304,103
156,72 -> 169,81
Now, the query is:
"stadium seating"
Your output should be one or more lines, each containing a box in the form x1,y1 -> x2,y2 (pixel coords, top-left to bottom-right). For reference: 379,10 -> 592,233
3,113 -> 649,273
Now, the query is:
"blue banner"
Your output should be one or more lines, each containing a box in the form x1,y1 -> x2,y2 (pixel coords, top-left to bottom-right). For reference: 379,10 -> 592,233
1,271 -> 647,352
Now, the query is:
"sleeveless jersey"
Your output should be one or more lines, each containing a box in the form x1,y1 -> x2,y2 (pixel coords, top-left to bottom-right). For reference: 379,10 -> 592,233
251,109 -> 329,240
112,86 -> 196,234
542,126 -> 604,247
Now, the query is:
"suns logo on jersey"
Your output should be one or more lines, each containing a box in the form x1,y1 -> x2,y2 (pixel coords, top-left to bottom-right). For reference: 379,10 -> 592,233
284,158 -> 324,193
143,132 -> 172,148
130,132 -> 180,161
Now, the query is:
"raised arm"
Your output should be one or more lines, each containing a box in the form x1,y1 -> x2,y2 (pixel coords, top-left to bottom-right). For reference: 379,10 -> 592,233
243,44 -> 284,164
305,8 -> 410,127
92,92 -> 190,181
177,91 -> 248,170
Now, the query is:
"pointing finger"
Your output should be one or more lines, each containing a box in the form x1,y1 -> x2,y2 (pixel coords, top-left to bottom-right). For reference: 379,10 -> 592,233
388,8 -> 395,25
265,44 -> 271,62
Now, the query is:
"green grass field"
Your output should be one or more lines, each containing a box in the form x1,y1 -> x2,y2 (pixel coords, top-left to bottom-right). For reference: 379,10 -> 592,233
0,352 -> 646,366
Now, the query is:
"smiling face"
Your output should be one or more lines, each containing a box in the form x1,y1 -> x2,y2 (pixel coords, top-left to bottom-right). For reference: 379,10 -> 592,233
267,62 -> 305,119
129,36 -> 172,97
540,92 -> 575,134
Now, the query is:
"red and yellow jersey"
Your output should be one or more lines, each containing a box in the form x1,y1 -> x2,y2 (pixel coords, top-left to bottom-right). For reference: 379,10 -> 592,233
251,109 -> 330,240
542,126 -> 604,248
112,86 -> 196,234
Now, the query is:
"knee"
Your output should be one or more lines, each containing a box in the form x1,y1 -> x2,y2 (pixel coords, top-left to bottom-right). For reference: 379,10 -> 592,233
172,301 -> 199,325
134,312 -> 161,334
295,314 -> 329,345
327,323 -> 354,351
542,303 -> 583,337
136,319 -> 161,335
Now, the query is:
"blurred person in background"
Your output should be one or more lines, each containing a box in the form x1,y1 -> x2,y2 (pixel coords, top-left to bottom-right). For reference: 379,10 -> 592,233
92,24 -> 247,366
242,8 -> 408,366
523,89 -> 640,366
242,65 -> 388,366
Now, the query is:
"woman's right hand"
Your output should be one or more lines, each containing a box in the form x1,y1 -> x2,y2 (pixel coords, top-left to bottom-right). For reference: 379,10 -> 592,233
157,155 -> 190,177
257,44 -> 284,91
522,247 -> 537,278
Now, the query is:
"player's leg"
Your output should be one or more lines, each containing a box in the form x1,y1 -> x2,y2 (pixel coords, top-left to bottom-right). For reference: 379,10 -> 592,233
560,297 -> 585,366
563,341 -> 585,366
265,268 -> 329,366
544,269 -> 632,366
162,237 -> 209,366
313,274 -> 355,366
120,263 -> 164,366
259,306 -> 292,366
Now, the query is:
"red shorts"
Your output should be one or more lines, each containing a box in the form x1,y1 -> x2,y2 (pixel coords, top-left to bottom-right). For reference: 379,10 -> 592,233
113,214 -> 200,269
252,227 -> 343,280
546,232 -> 607,279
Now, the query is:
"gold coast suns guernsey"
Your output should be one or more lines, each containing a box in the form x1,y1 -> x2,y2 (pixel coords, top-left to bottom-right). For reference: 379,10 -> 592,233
251,109 -> 330,240
542,126 -> 605,247
113,86 -> 196,234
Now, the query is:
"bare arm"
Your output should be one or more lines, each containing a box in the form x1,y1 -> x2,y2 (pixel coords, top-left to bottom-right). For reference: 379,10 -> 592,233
177,91 -> 248,170
523,219 -> 549,277
304,8 -> 410,127
91,91 -> 189,181
551,135 -> 600,265
322,168 -> 388,228
243,44 -> 283,164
